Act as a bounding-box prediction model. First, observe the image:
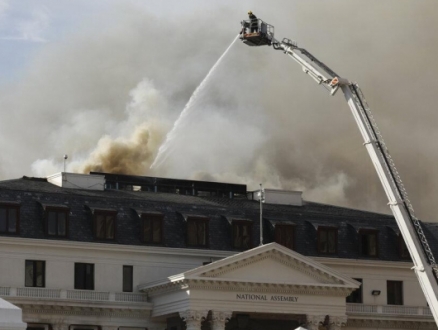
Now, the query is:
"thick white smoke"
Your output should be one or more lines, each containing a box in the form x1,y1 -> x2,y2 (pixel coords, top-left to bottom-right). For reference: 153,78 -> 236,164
1,1 -> 438,222
31,79 -> 170,176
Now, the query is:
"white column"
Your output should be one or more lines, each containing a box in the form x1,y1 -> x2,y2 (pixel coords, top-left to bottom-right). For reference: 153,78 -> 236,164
327,316 -> 347,330
305,315 -> 326,330
211,311 -> 232,330
180,310 -> 208,330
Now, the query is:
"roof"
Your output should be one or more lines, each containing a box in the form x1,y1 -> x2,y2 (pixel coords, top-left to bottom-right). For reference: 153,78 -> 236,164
0,175 -> 435,261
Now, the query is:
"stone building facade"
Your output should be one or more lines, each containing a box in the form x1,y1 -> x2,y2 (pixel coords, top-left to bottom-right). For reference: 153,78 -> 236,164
0,172 -> 437,330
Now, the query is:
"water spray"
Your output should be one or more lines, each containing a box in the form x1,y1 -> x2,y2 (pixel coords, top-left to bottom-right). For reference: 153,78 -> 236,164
150,34 -> 240,169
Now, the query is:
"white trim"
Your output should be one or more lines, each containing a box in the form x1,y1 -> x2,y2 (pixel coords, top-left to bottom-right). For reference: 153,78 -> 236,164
314,256 -> 414,269
0,237 -> 234,258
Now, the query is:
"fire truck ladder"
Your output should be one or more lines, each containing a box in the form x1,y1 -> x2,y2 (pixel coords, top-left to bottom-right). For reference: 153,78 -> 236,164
243,31 -> 438,324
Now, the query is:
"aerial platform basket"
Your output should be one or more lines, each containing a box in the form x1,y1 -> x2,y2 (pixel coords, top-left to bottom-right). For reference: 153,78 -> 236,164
240,19 -> 274,46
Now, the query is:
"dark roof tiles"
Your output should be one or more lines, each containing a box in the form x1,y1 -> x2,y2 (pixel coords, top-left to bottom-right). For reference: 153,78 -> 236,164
0,176 -> 432,261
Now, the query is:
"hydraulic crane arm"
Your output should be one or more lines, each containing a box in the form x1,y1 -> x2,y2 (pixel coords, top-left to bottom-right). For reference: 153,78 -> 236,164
240,20 -> 438,325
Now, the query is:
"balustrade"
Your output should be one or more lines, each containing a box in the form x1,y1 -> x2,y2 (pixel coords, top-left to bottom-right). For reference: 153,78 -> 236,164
0,286 -> 147,303
346,303 -> 431,317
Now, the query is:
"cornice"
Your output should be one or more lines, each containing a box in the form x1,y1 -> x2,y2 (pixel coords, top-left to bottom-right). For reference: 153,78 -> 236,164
189,281 -> 352,296
6,297 -> 153,310
0,237 -> 413,269
15,303 -> 150,319
145,280 -> 189,297
0,236 -> 234,258
314,257 -> 413,269
144,278 -> 354,297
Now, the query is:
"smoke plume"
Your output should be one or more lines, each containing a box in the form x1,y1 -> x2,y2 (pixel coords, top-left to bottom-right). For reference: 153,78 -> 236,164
1,1 -> 438,222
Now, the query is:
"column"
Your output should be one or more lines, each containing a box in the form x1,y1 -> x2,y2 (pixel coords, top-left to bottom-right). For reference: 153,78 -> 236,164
180,310 -> 208,330
305,315 -> 326,330
327,316 -> 347,330
211,311 -> 232,330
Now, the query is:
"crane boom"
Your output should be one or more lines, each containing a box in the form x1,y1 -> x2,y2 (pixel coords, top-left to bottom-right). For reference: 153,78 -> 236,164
240,19 -> 438,325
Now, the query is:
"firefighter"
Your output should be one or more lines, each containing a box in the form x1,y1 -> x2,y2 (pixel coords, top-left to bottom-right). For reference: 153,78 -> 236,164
248,11 -> 258,33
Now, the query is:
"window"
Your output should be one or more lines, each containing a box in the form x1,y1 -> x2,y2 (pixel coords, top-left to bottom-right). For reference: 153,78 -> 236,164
142,213 -> 163,244
45,207 -> 68,237
0,203 -> 19,234
187,217 -> 209,247
232,220 -> 252,250
74,263 -> 94,290
346,278 -> 363,303
123,265 -> 133,292
25,260 -> 45,287
318,227 -> 337,254
27,326 -> 49,330
387,280 -> 403,305
70,327 -> 99,330
359,230 -> 378,257
94,211 -> 116,240
274,224 -> 294,250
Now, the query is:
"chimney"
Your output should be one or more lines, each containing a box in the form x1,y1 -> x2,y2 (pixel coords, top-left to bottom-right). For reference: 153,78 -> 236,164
248,189 -> 303,206
47,172 -> 105,191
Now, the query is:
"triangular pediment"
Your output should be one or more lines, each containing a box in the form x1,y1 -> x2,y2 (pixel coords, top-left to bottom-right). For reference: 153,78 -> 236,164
200,255 -> 324,284
184,243 -> 358,287
139,243 -> 359,318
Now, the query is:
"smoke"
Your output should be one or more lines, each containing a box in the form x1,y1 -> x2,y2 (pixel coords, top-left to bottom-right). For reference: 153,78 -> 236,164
79,123 -> 160,174
31,78 -> 170,176
1,1 -> 438,222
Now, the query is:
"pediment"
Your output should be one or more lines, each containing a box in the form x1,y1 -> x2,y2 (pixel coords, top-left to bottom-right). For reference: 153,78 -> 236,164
184,243 -> 357,287
138,243 -> 359,318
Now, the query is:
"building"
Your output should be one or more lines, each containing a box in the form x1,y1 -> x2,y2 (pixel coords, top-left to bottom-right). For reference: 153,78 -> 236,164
0,172 -> 437,330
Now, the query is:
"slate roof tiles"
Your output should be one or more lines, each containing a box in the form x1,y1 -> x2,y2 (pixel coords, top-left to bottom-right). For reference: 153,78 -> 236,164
0,176 -> 434,261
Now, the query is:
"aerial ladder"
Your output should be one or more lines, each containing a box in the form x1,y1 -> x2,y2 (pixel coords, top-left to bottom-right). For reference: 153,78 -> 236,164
240,18 -> 438,325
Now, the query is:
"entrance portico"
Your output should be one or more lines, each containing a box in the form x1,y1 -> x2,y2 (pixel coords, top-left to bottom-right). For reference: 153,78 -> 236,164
139,243 -> 357,330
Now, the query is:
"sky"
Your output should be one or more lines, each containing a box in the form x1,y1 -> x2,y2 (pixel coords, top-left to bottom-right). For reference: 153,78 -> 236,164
0,0 -> 438,222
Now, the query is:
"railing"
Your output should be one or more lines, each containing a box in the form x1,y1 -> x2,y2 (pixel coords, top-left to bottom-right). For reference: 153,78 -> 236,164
382,305 -> 421,315
0,287 -> 10,296
347,304 -> 378,313
115,292 -> 148,302
347,303 -> 432,317
66,290 -> 109,301
17,287 -> 61,298
0,286 -> 148,303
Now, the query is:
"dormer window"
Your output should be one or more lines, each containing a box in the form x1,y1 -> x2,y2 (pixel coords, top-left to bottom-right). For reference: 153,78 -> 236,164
274,224 -> 295,250
232,219 -> 252,250
95,210 -> 116,240
0,202 -> 20,234
387,225 -> 410,260
45,206 -> 69,237
317,226 -> 338,254
141,213 -> 163,244
38,203 -> 69,237
359,229 -> 378,257
87,207 -> 117,240
186,216 -> 209,247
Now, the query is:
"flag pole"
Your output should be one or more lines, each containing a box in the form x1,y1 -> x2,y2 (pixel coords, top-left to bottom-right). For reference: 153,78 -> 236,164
259,183 -> 264,246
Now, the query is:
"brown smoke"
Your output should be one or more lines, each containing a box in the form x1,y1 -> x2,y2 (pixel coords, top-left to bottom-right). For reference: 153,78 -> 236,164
79,123 -> 164,175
